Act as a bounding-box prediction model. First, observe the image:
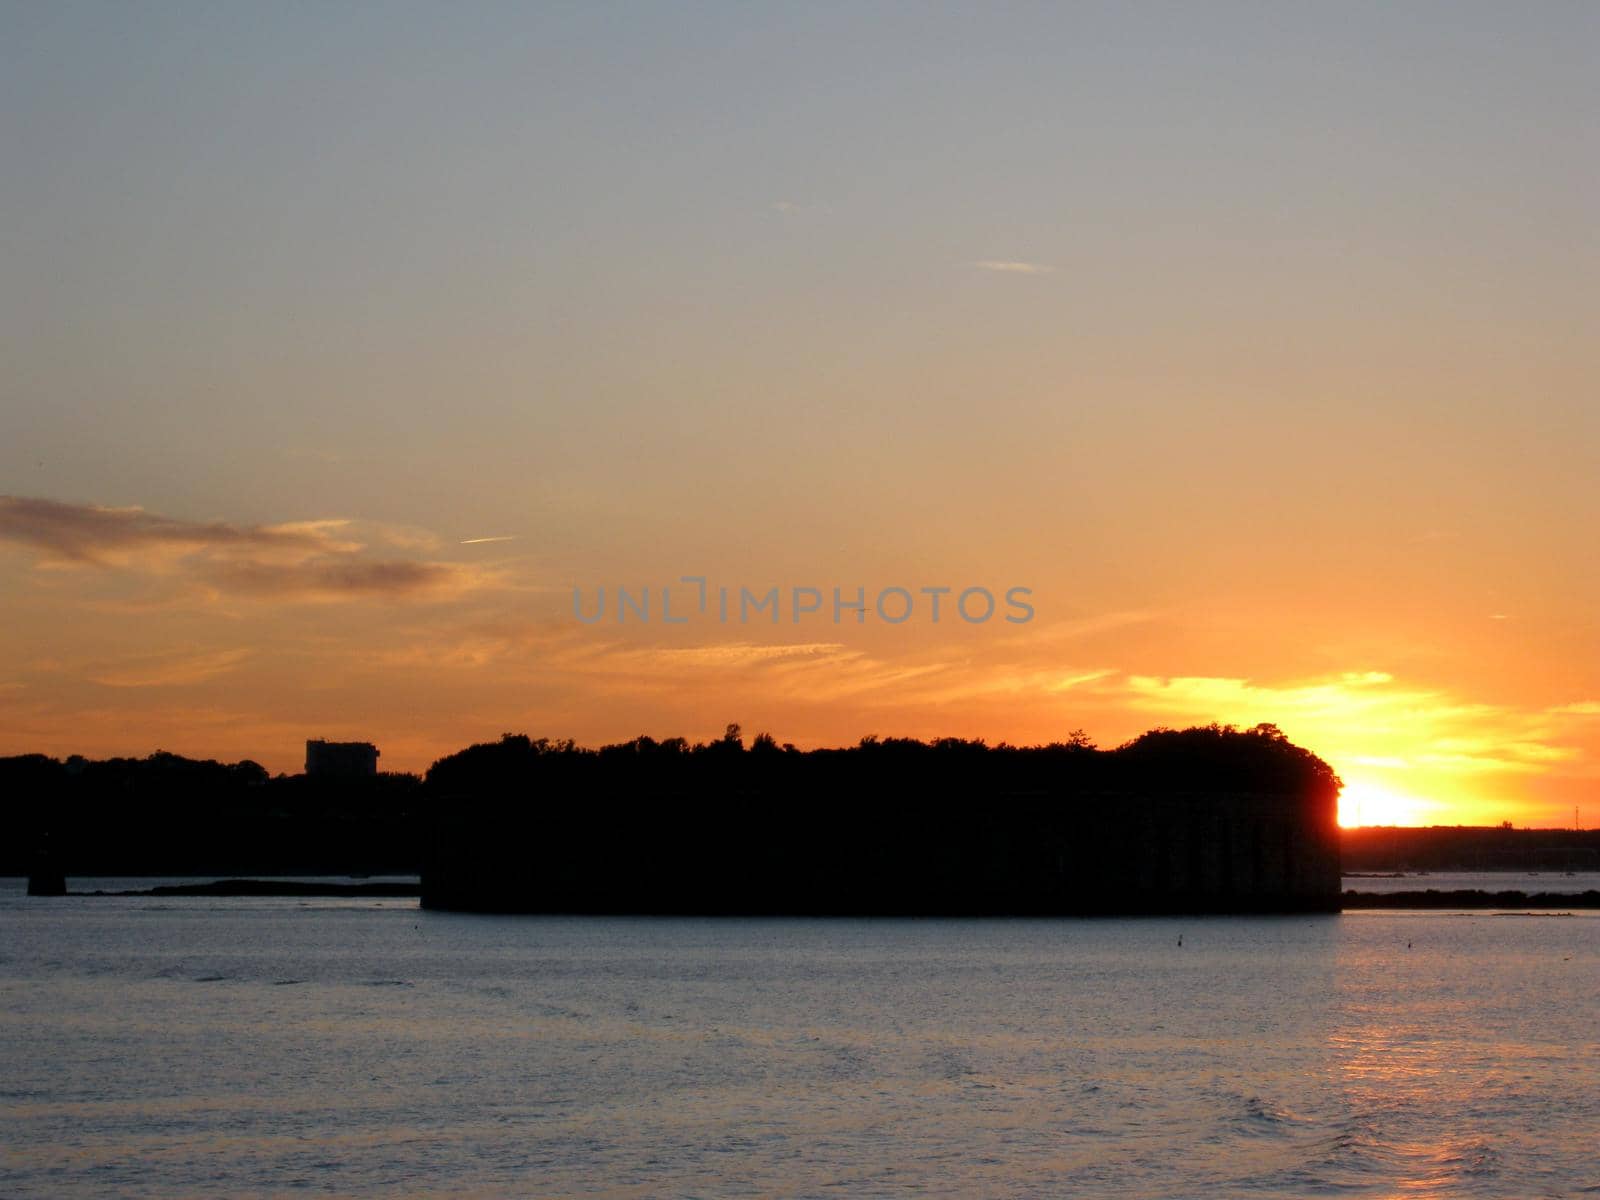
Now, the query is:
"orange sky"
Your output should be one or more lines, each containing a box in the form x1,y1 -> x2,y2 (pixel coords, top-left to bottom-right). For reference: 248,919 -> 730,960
1,7 -> 1595,825
1,496 -> 1595,827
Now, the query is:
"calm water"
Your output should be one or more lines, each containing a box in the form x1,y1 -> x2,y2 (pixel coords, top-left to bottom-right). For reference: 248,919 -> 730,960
3,879 -> 1598,1198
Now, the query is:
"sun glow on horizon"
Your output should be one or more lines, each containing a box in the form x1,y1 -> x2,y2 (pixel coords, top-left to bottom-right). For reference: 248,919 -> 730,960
1337,779 -> 1441,828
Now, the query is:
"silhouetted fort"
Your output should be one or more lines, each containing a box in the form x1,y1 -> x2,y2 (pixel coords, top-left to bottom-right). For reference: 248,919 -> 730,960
420,723 -> 1343,915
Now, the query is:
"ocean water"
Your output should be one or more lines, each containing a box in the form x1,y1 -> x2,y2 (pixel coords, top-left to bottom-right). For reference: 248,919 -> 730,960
2,879 -> 1597,1198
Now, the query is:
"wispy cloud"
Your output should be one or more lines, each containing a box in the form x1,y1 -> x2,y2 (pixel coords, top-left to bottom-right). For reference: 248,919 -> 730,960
0,495 -> 352,565
1550,700 -> 1600,716
202,558 -> 467,600
90,649 -> 253,688
971,260 -> 1054,275
460,535 -> 518,545
633,642 -> 846,668
0,495 -> 489,603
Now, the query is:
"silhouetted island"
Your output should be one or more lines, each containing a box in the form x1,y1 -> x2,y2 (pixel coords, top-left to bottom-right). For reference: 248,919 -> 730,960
3,750 -> 421,878
6,723 -> 1347,913
1341,888 -> 1600,910
420,723 -> 1342,915
1342,824 -> 1600,872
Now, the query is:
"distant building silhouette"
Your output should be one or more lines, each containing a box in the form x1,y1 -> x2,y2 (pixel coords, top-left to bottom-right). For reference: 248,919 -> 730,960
305,739 -> 379,778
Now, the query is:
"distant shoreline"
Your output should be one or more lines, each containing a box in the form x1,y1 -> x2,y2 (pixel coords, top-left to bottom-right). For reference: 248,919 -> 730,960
23,878 -> 1600,910
1341,888 -> 1600,909
70,879 -> 421,898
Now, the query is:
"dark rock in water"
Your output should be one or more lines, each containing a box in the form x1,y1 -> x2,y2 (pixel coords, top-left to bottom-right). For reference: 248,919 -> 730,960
27,868 -> 67,897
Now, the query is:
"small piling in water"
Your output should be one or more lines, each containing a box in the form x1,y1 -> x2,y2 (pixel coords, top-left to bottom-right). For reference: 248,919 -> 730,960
26,841 -> 67,896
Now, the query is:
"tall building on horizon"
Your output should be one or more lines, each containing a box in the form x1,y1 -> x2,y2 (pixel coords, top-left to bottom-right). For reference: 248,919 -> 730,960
305,740 -> 379,778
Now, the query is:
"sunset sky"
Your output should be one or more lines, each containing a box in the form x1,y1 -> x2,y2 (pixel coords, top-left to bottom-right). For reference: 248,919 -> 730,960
1,4 -> 1595,826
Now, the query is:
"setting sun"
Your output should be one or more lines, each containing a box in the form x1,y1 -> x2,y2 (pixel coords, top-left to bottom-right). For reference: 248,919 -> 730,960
1337,780 -> 1438,828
